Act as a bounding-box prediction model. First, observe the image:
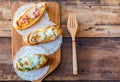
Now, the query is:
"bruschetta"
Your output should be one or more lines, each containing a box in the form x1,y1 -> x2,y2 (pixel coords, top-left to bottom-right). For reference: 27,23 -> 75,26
16,54 -> 48,72
28,25 -> 62,45
13,3 -> 46,30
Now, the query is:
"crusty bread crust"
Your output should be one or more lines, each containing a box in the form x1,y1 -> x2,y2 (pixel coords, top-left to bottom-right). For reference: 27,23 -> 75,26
27,25 -> 62,45
13,3 -> 46,30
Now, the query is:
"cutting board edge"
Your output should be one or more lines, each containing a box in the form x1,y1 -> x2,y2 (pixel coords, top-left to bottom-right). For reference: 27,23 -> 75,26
11,1 -> 61,82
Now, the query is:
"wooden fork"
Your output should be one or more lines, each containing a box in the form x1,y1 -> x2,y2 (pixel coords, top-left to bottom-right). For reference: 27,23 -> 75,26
67,14 -> 78,75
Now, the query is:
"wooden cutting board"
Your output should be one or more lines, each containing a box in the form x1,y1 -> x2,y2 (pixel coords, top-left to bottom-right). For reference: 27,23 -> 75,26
12,2 -> 61,82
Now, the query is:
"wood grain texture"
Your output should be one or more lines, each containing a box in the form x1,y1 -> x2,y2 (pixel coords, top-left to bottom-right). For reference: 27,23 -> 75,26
101,0 -> 120,5
1,0 -> 120,81
1,0 -> 120,37
0,0 -> 11,37
2,37 -> 120,81
12,1 -> 61,82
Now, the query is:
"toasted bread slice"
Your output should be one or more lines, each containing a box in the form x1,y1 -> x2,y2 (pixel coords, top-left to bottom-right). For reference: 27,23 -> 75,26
27,25 -> 62,45
13,3 -> 46,30
16,54 -> 48,72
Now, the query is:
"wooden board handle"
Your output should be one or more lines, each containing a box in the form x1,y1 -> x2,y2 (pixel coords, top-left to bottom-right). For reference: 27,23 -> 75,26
72,39 -> 78,75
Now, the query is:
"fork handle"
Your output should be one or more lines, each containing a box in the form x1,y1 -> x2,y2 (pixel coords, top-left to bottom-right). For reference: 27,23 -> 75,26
72,39 -> 78,75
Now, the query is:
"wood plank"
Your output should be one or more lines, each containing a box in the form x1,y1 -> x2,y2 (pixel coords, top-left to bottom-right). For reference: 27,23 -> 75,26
2,37 -> 120,81
62,26 -> 120,37
0,0 -> 11,37
12,2 -> 61,82
2,0 -> 120,81
61,5 -> 120,37
2,0 -> 120,37
101,0 -> 120,5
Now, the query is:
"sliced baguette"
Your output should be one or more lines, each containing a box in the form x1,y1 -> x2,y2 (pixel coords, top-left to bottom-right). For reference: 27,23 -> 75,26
16,54 -> 48,72
13,2 -> 46,30
27,25 -> 62,45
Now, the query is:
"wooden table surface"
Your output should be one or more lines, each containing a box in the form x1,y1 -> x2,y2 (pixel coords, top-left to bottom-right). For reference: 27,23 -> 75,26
1,0 -> 120,82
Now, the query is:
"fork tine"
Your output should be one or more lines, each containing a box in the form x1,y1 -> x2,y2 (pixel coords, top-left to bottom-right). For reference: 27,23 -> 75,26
72,14 -> 74,28
67,13 -> 78,29
73,14 -> 78,28
67,14 -> 71,28
72,14 -> 75,28
73,14 -> 76,28
69,14 -> 72,28
72,14 -> 76,28
71,13 -> 76,28
71,14 -> 75,28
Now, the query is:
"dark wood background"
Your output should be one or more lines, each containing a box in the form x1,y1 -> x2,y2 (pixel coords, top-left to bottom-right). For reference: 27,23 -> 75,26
1,0 -> 120,82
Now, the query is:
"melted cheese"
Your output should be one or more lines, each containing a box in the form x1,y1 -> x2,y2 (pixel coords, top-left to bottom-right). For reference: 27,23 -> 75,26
53,29 -> 58,36
13,3 -> 46,30
45,28 -> 58,40
28,26 -> 62,44
46,28 -> 54,37
30,31 -> 46,43
27,9 -> 34,19
28,55 -> 40,67
37,32 -> 46,42
17,54 -> 47,71
37,3 -> 43,8
50,35 -> 56,40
